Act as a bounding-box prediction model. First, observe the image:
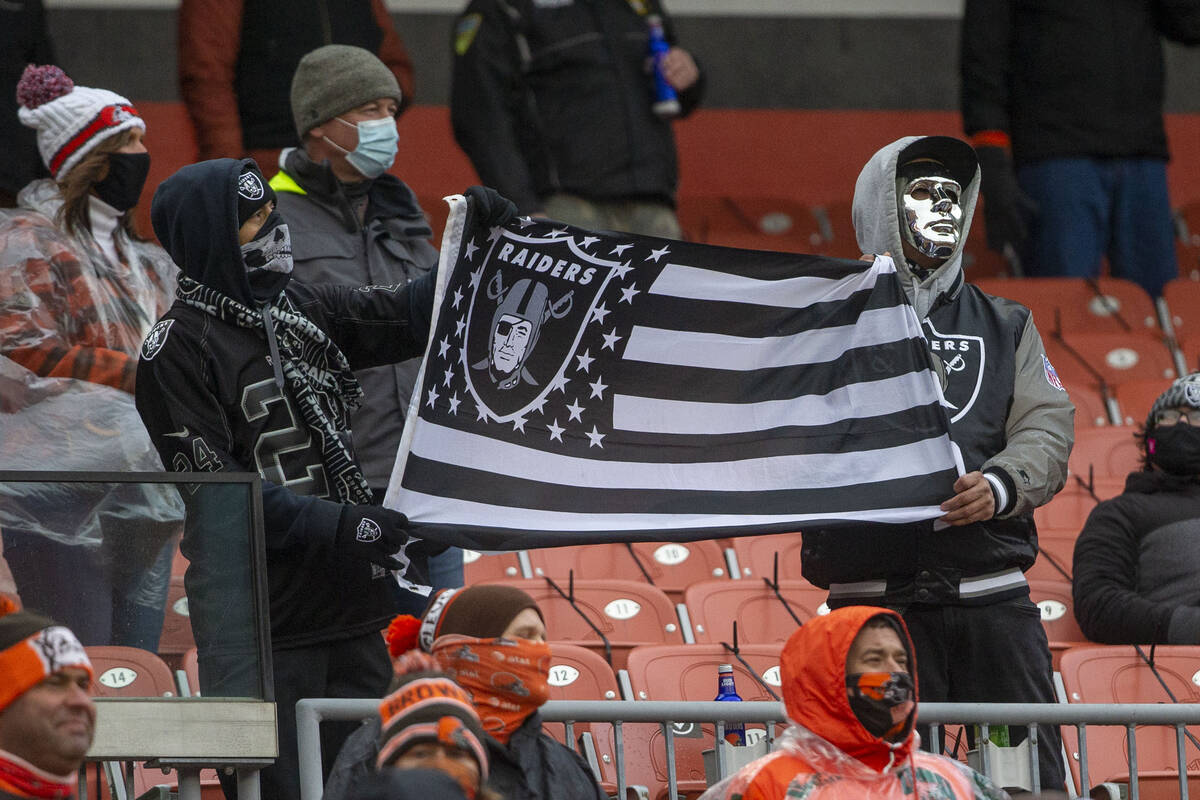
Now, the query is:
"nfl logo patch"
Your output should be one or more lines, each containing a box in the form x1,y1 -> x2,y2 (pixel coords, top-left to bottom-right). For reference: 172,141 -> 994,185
1042,354 -> 1065,391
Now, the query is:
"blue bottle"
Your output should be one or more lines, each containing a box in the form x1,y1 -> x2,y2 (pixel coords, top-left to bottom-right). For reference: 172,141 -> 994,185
714,663 -> 746,746
646,15 -> 681,118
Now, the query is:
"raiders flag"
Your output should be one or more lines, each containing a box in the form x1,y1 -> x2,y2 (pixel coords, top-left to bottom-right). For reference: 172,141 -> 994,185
383,196 -> 963,550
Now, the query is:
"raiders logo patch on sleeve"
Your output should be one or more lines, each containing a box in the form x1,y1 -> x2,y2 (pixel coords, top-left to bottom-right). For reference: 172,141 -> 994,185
141,319 -> 174,360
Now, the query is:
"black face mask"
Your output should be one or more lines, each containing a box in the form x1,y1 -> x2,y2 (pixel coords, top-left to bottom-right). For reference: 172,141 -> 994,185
94,151 -> 150,212
1147,424 -> 1200,476
846,671 -> 916,741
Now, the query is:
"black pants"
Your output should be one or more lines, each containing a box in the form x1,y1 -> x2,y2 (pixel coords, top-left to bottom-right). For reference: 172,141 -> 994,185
208,630 -> 392,800
902,596 -> 1066,792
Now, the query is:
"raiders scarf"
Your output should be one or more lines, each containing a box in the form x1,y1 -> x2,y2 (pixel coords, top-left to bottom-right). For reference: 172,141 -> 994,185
175,275 -> 373,505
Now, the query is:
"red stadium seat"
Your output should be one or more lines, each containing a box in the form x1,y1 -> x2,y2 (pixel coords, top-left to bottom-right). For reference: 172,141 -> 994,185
1026,529 -> 1077,582
1112,378 -> 1175,426
1179,333 -> 1200,373
1063,380 -> 1116,427
158,575 -> 196,668
1027,579 -> 1089,669
683,579 -> 827,645
809,200 -> 859,259
543,643 -> 624,795
87,646 -> 177,699
622,643 -> 786,800
727,532 -> 805,582
1034,477 -> 1125,532
974,278 -> 1159,335
480,578 -> 683,670
678,196 -> 823,253
1068,427 -> 1142,480
527,541 -> 729,603
462,549 -> 527,583
1163,278 -> 1200,345
1050,331 -> 1176,388
1059,645 -> 1200,798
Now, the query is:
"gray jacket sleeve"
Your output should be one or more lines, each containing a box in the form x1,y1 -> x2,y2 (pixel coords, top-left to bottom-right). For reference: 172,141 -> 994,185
982,314 -> 1074,517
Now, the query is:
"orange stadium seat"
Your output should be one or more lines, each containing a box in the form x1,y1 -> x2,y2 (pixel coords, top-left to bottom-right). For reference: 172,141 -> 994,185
1034,477 -> 1125,532
157,575 -> 196,668
1064,381 -> 1115,427
727,532 -> 805,582
1068,427 -> 1142,480
678,196 -> 823,253
480,578 -> 683,670
543,643 -> 624,795
1059,645 -> 1200,798
87,646 -> 177,699
1112,378 -> 1175,426
1027,579 -> 1089,669
1026,529 -> 1077,582
1178,333 -> 1200,373
1163,278 -> 1200,344
622,643 -> 786,800
683,579 -> 827,645
809,200 -> 859,259
974,277 -> 1159,335
462,549 -> 527,582
1051,331 -> 1176,388
526,541 -> 729,603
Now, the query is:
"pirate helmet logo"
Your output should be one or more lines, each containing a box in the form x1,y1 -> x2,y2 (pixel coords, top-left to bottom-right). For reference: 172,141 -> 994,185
472,275 -> 573,391
238,171 -> 265,201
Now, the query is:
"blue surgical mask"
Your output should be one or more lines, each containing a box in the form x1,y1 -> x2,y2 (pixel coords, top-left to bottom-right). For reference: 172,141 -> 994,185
326,116 -> 399,179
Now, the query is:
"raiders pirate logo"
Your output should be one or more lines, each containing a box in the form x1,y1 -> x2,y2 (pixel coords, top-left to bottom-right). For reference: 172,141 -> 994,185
1187,380 -> 1200,406
463,229 -> 618,421
356,517 -> 382,542
238,171 -> 265,201
140,319 -> 174,360
33,627 -> 89,674
923,318 -> 985,423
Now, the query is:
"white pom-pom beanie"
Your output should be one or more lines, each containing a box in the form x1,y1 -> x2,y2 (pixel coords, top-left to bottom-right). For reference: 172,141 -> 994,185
17,65 -> 145,181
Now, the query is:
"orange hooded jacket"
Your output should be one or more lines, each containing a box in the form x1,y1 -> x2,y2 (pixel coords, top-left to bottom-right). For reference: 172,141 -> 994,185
704,606 -> 1008,800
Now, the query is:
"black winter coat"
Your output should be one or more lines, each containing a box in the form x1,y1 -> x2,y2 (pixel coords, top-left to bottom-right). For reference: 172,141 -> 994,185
1072,469 -> 1200,644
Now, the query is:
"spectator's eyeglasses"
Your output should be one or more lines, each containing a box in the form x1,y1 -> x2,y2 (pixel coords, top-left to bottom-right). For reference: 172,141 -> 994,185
1155,409 -> 1195,426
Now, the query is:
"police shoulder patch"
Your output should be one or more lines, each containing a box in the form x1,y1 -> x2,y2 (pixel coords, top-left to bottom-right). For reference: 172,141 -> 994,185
141,319 -> 174,360
455,13 -> 483,56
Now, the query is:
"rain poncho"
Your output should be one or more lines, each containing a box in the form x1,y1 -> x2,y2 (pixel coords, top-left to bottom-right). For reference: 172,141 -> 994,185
0,178 -> 181,547
700,607 -> 1009,800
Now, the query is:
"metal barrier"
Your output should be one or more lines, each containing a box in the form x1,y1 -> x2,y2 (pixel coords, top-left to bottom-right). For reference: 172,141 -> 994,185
295,698 -> 1200,800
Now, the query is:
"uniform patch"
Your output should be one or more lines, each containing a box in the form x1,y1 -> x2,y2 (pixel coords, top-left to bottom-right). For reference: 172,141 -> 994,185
141,319 -> 174,360
1042,353 -> 1065,391
923,319 -> 986,422
454,14 -> 483,56
356,517 -> 382,543
238,171 -> 265,201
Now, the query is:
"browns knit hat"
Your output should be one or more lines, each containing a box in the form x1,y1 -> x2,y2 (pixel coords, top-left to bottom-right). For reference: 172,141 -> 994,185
0,599 -> 92,714
376,652 -> 489,784
416,585 -> 543,652
17,65 -> 145,180
290,45 -> 402,139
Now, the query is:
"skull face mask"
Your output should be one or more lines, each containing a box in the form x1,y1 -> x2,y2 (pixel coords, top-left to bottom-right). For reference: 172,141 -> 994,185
897,168 -> 963,262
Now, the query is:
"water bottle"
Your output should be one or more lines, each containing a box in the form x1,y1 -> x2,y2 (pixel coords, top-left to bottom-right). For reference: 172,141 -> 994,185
646,15 -> 681,118
714,664 -> 746,746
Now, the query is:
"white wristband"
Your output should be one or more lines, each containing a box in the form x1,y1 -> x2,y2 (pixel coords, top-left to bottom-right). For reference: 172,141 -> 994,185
983,471 -> 1008,517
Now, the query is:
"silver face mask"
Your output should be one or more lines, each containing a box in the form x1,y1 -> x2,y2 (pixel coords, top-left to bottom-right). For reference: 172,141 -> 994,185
898,175 -> 963,261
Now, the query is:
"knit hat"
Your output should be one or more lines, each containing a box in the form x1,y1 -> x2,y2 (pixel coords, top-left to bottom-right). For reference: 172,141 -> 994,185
0,600 -> 93,714
236,162 -> 276,226
376,652 -> 489,785
290,45 -> 402,139
16,65 -> 145,180
414,586 -> 543,653
1147,372 -> 1200,430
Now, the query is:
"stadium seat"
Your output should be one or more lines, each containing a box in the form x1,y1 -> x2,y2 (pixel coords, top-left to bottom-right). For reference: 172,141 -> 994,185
87,646 -> 177,699
1027,579 -> 1089,669
1112,378 -> 1175,426
462,549 -> 527,582
809,200 -> 859,259
1025,529 -> 1077,583
1179,333 -> 1200,373
1060,379 -> 1113,427
974,277 -> 1159,335
678,196 -> 823,253
1163,278 -> 1200,345
480,578 -> 684,670
1050,331 -> 1176,388
157,575 -> 196,668
622,643 -> 787,800
683,579 -> 828,645
526,541 -> 729,603
1059,645 -> 1200,798
1068,427 -> 1142,480
1033,477 -> 1125,532
542,643 -> 624,795
726,532 -> 805,582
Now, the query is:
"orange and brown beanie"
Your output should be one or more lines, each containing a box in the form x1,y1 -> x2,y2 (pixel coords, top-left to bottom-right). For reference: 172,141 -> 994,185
0,602 -> 93,715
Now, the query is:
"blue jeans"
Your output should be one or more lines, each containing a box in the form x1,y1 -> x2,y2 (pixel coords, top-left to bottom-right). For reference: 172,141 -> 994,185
1017,157 -> 1178,297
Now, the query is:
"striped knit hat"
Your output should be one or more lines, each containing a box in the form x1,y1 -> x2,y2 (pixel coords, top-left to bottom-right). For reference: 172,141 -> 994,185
0,599 -> 93,714
1147,372 -> 1200,430
16,65 -> 145,180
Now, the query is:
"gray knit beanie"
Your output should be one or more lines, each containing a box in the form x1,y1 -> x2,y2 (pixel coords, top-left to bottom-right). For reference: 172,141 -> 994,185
1146,372 -> 1200,430
290,45 -> 402,139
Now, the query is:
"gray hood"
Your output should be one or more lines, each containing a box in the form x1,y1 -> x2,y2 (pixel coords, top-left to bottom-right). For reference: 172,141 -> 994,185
852,136 -> 980,320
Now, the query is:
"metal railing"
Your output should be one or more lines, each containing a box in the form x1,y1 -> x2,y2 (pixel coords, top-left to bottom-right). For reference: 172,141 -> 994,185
295,698 -> 1200,800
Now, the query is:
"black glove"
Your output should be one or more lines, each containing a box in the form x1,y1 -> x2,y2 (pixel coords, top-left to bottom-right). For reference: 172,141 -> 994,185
976,145 -> 1038,256
464,185 -> 518,230
335,504 -> 411,570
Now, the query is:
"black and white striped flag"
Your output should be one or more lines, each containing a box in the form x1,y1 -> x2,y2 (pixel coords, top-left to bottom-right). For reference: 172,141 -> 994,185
384,196 -> 962,550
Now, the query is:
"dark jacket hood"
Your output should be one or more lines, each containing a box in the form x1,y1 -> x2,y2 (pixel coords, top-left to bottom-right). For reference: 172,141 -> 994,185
781,605 -> 917,771
151,157 -> 260,305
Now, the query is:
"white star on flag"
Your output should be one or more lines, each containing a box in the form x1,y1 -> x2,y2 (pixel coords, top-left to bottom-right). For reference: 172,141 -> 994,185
469,268 -> 483,289
566,398 -> 585,422
438,336 -> 451,358
455,316 -> 466,337
589,376 -> 608,400
619,284 -> 640,304
591,303 -> 611,324
586,426 -> 605,448
516,216 -> 534,228
426,385 -> 440,408
443,367 -> 455,387
612,261 -> 634,280
647,245 -> 671,263
610,243 -> 633,256
530,394 -> 549,414
464,239 -> 479,260
575,349 -> 594,373
448,393 -> 461,415
601,329 -> 622,351
475,404 -> 488,422
512,415 -> 528,433
579,235 -> 600,248
451,287 -> 463,309
550,372 -> 571,394
546,418 -> 565,442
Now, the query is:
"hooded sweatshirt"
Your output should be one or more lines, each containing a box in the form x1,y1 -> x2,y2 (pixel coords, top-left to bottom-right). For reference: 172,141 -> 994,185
135,158 -> 435,649
702,607 -> 1007,800
801,137 -> 1074,606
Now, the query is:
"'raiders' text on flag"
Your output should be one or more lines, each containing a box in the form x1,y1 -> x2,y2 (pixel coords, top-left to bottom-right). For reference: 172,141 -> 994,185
383,196 -> 962,550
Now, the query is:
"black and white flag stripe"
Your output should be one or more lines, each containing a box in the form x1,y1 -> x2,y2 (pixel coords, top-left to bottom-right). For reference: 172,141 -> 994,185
384,196 -> 962,550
